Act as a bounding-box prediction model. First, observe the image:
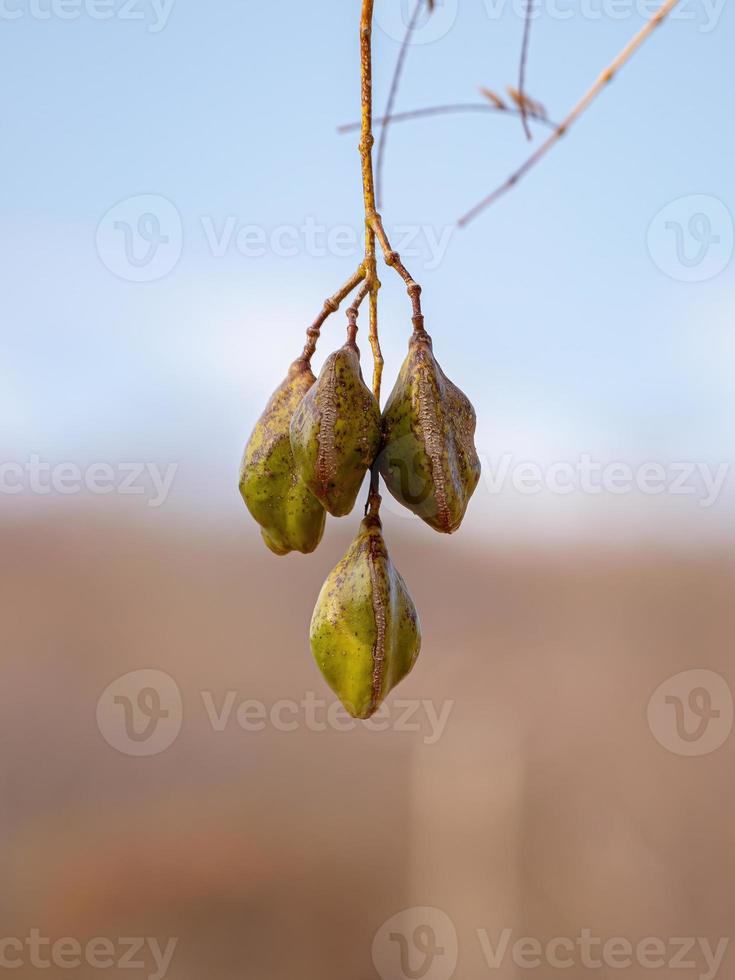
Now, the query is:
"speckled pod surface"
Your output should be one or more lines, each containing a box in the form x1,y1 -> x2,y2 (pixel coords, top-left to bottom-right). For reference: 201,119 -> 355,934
310,515 -> 421,719
239,358 -> 326,556
290,338 -> 381,518
379,329 -> 481,533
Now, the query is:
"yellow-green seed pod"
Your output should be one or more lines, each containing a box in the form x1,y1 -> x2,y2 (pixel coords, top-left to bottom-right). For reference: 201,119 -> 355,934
379,329 -> 481,533
310,514 -> 421,719
290,335 -> 381,518
239,358 -> 326,556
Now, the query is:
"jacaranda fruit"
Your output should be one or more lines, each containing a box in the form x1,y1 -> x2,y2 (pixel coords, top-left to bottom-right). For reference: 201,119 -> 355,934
290,334 -> 381,517
310,513 -> 421,719
379,327 -> 481,533
239,358 -> 326,555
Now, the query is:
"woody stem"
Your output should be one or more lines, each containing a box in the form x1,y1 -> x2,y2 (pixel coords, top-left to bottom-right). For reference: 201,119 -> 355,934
301,265 -> 366,362
360,0 -> 384,517
360,0 -> 383,403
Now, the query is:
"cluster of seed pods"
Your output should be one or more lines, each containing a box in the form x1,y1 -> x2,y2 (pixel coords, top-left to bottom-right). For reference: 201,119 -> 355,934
239,301 -> 481,719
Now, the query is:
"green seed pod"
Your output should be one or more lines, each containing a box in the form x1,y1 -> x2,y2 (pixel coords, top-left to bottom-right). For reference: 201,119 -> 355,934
239,358 -> 326,556
310,513 -> 421,719
290,333 -> 381,518
379,328 -> 481,533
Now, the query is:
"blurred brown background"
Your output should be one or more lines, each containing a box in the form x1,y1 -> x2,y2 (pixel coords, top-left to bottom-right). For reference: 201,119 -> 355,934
2,504 -> 733,980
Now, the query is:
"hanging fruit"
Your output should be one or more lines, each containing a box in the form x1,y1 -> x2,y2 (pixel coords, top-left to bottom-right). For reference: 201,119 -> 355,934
310,511 -> 421,719
237,1 -> 480,719
290,320 -> 381,518
379,325 -> 481,533
239,358 -> 326,556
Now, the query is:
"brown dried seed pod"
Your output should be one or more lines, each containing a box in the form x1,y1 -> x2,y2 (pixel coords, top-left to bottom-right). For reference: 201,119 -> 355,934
379,327 -> 481,533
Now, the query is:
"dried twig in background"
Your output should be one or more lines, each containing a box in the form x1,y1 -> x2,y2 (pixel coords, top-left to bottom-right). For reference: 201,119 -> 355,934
339,99 -> 555,136
458,0 -> 680,227
518,0 -> 535,140
375,0 -> 425,209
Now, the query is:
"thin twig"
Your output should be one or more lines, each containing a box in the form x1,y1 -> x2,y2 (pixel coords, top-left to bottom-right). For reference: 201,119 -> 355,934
348,279 -> 372,316
458,0 -> 680,227
518,0 -> 534,140
338,102 -> 556,134
376,0 -> 424,209
360,0 -> 382,416
301,265 -> 365,362
370,214 -> 424,331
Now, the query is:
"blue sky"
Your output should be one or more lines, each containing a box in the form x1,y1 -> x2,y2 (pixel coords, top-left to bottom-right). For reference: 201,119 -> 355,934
2,0 -> 734,541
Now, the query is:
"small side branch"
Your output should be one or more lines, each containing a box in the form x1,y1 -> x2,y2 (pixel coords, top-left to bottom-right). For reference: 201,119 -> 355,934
301,265 -> 366,362
458,0 -> 680,227
348,279 -> 372,317
370,213 -> 424,331
518,0 -> 534,140
338,102 -> 556,134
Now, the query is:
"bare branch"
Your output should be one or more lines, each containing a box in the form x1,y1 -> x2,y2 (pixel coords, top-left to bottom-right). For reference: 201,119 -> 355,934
376,0 -> 425,209
458,0 -> 680,227
518,0 -> 534,140
301,266 -> 366,363
339,101 -> 557,135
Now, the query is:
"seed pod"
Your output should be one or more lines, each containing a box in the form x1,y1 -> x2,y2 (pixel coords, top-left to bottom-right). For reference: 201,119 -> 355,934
290,331 -> 381,518
239,358 -> 326,556
310,513 -> 421,719
379,328 -> 480,533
